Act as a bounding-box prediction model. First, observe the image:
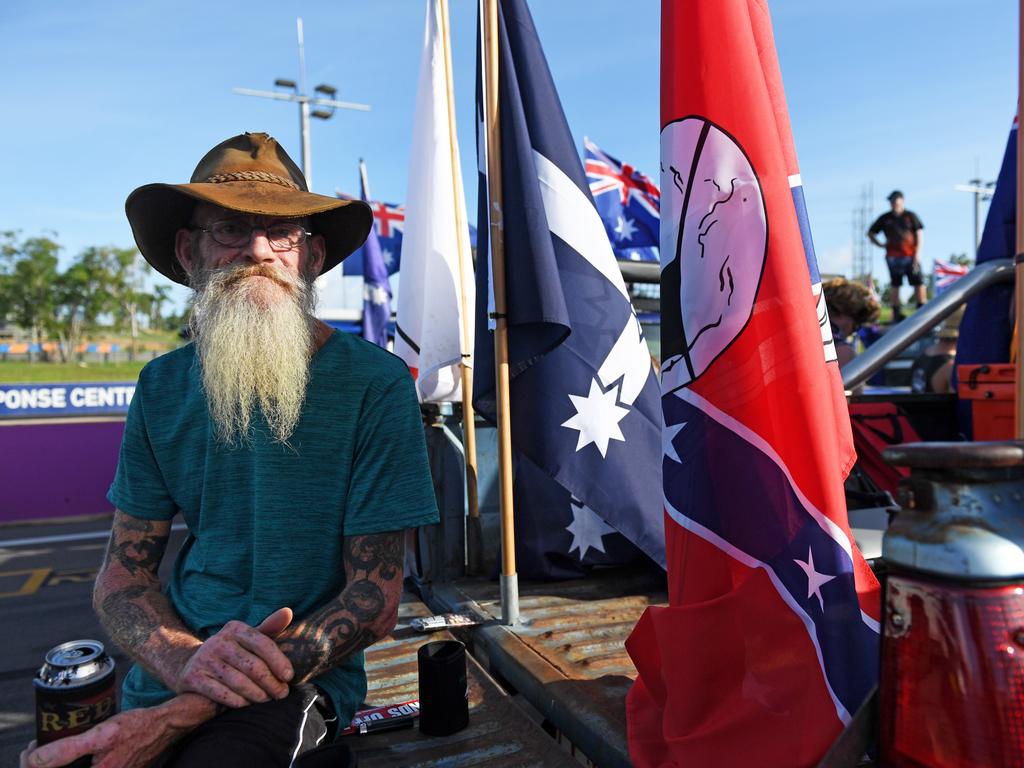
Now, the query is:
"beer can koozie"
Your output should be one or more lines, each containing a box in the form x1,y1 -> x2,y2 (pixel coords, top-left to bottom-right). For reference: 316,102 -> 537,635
34,640 -> 117,757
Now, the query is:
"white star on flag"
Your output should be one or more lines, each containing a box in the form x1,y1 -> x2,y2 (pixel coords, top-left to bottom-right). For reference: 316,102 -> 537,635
363,284 -> 390,307
566,497 -> 616,559
614,215 -> 638,242
794,547 -> 836,612
382,249 -> 395,269
561,378 -> 629,457
663,421 -> 687,464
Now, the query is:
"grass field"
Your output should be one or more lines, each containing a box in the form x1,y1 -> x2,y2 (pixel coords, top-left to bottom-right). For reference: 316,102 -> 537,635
0,361 -> 149,383
0,329 -> 182,384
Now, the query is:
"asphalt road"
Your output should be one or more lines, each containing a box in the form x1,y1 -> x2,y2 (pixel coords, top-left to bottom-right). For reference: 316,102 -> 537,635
0,516 -> 187,766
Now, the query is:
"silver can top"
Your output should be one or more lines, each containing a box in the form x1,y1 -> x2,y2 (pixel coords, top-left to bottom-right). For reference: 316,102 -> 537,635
35,640 -> 114,689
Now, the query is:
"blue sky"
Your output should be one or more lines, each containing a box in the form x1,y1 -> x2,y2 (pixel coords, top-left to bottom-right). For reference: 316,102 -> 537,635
0,1 -> 1016,310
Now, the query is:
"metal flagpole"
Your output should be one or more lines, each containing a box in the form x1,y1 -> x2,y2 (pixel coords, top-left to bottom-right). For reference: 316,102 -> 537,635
297,18 -> 313,188
438,0 -> 483,571
358,159 -> 371,202
1016,0 -> 1024,439
483,0 -> 519,624
232,17 -> 371,194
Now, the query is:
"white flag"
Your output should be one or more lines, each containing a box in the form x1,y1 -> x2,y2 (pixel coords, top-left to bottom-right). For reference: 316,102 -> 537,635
394,0 -> 474,402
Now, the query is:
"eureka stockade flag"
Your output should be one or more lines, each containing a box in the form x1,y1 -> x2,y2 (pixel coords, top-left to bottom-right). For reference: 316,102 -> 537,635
625,2 -> 881,766
473,0 -> 664,569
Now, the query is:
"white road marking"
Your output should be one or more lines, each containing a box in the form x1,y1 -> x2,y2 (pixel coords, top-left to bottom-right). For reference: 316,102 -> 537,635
0,523 -> 187,549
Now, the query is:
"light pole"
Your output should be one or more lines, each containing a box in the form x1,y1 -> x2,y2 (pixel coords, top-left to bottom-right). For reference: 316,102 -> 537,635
233,18 -> 371,192
954,178 -> 996,259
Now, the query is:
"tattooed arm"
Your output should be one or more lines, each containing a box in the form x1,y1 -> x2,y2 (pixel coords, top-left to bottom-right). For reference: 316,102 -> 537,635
93,509 -> 293,708
276,531 -> 405,682
92,510 -> 199,687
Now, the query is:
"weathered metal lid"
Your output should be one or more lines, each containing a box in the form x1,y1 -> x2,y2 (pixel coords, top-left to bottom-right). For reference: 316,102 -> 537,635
882,441 -> 1024,579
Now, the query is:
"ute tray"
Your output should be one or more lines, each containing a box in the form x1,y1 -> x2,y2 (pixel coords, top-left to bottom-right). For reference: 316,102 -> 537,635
352,594 -> 579,767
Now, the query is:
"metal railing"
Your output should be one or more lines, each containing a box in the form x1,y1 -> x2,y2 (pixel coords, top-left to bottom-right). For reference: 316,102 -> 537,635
841,259 -> 1015,391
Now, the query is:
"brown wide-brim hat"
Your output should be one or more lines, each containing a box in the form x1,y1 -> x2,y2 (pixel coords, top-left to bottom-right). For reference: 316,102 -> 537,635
125,132 -> 372,285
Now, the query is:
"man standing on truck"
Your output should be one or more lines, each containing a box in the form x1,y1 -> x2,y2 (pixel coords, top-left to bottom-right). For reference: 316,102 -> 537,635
21,132 -> 439,768
868,190 -> 927,321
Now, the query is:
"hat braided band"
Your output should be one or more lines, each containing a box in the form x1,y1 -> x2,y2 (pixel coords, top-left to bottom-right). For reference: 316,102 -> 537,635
203,171 -> 301,190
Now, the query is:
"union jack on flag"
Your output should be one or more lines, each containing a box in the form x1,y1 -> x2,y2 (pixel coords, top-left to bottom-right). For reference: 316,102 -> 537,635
933,258 -> 969,293
337,196 -> 406,277
584,138 -> 660,262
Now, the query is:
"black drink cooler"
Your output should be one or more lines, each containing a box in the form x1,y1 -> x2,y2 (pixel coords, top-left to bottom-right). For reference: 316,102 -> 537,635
417,639 -> 468,737
34,640 -> 117,768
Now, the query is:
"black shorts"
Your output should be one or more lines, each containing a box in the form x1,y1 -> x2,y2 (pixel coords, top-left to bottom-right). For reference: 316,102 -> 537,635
886,256 -> 923,287
158,684 -> 356,768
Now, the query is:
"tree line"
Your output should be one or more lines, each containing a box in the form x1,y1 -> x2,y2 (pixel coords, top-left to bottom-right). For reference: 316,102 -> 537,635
0,232 -> 186,361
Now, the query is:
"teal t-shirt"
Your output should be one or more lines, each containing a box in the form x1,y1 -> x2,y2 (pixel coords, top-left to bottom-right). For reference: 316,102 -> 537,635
107,330 -> 439,725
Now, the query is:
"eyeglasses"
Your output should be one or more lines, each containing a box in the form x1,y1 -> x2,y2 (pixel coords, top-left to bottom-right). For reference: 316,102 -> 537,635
196,220 -> 312,251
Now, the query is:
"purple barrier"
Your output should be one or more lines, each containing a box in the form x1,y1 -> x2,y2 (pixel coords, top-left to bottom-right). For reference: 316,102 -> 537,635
0,418 -> 125,523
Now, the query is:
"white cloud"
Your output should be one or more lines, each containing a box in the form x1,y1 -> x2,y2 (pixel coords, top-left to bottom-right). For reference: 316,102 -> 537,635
819,244 -> 853,278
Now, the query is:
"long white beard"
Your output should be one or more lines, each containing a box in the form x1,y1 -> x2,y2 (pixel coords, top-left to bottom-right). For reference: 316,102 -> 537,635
189,263 -> 319,446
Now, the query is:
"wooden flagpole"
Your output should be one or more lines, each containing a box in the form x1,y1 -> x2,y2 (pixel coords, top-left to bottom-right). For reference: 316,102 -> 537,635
483,0 -> 519,624
438,0 -> 482,569
1016,0 -> 1024,438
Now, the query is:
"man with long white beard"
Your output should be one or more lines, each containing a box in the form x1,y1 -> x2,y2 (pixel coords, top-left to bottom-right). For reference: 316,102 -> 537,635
22,133 -> 439,768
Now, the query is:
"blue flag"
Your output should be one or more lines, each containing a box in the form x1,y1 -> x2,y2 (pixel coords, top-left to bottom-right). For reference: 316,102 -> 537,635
954,115 -> 1017,434
473,0 -> 665,574
513,452 -> 645,579
584,138 -> 660,263
340,199 -> 476,278
359,163 -> 392,348
342,199 -> 405,277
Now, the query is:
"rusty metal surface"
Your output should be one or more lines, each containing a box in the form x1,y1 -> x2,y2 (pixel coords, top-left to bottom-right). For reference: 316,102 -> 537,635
422,566 -> 667,768
350,594 -> 578,767
454,567 -> 665,681
884,441 -> 1024,579
883,440 -> 1024,469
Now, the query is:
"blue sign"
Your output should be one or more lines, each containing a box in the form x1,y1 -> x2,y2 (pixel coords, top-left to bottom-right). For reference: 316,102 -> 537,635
0,382 -> 135,418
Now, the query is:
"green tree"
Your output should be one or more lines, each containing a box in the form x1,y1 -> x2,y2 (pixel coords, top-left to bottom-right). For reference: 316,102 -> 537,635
150,285 -> 172,328
109,248 -> 151,360
53,248 -> 116,361
0,232 -> 61,360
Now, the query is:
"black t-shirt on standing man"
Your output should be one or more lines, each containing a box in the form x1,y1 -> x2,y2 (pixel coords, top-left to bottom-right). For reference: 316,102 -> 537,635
869,210 -> 923,257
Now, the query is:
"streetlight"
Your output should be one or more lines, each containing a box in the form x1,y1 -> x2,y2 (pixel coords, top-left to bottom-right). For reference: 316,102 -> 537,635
955,178 -> 996,259
233,18 -> 371,192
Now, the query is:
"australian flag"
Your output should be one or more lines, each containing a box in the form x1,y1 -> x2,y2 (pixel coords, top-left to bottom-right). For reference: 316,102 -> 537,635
585,138 -> 660,263
340,197 -> 476,278
359,162 -> 392,348
340,199 -> 405,277
473,0 -> 664,577
933,258 -> 970,293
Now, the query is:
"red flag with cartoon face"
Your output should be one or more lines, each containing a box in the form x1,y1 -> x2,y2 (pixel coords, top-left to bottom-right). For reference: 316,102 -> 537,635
625,2 -> 880,765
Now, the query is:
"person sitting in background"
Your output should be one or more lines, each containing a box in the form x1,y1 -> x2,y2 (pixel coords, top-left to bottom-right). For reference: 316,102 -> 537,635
910,308 -> 963,393
823,277 -> 881,367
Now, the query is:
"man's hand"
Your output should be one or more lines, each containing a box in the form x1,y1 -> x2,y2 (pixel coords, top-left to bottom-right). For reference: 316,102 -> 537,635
19,693 -> 216,768
174,607 -> 295,708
